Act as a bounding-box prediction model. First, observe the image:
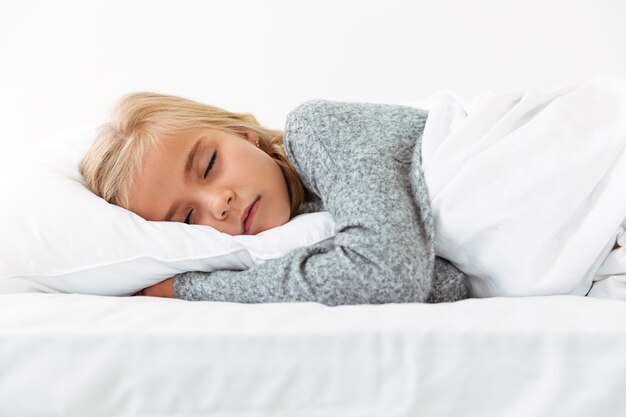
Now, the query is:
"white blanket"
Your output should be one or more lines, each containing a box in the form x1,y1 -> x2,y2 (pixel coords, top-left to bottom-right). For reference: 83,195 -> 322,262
420,74 -> 626,298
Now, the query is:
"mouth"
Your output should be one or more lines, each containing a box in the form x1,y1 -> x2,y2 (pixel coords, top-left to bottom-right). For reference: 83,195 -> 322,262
241,196 -> 260,234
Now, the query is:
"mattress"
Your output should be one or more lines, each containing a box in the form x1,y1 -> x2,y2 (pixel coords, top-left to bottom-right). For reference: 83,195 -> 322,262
1,293 -> 625,416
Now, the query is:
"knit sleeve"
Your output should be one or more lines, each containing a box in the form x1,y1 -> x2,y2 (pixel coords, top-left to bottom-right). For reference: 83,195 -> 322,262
172,100 -> 437,305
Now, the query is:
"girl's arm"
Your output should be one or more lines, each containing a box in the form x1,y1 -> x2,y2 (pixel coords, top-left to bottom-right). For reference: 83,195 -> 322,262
171,100 -> 466,305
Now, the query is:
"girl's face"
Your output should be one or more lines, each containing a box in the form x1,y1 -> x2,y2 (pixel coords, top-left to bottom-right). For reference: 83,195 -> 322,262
127,128 -> 291,235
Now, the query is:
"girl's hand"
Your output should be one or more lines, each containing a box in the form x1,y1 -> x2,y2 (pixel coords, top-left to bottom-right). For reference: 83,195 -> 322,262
134,277 -> 175,298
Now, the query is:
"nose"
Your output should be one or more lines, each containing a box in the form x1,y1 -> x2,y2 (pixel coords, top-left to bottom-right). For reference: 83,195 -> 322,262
196,187 -> 234,224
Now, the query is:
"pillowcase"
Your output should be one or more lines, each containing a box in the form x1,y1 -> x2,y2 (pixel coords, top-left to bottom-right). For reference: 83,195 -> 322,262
0,125 -> 336,296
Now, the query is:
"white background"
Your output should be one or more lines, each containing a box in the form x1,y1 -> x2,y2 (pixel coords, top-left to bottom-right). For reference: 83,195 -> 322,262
1,0 -> 625,169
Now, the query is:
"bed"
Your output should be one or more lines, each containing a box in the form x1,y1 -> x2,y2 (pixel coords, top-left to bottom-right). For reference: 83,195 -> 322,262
3,77 -> 626,416
1,293 -> 625,416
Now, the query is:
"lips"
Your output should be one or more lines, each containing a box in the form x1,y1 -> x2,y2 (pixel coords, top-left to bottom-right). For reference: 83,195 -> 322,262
241,196 -> 260,234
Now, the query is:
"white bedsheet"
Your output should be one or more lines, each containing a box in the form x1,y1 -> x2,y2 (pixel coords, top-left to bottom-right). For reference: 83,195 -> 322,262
1,293 -> 625,416
421,74 -> 626,299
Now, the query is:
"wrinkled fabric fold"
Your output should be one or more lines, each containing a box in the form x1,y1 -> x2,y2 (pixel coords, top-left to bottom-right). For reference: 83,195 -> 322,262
421,74 -> 626,299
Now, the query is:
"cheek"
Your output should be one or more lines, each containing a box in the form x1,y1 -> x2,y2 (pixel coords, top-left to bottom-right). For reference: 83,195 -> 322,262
263,197 -> 290,230
232,148 -> 268,176
262,163 -> 291,215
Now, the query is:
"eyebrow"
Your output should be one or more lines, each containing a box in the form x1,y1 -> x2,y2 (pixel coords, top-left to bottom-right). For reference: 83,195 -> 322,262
164,138 -> 203,221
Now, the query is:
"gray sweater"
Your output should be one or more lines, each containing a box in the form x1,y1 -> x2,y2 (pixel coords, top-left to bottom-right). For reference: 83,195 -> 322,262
173,100 -> 469,305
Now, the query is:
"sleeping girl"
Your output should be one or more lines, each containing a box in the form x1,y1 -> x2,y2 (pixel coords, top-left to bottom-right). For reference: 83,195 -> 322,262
79,93 -> 468,303
79,75 -> 626,302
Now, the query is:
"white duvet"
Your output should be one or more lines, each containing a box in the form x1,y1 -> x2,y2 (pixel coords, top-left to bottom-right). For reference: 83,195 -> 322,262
419,74 -> 626,299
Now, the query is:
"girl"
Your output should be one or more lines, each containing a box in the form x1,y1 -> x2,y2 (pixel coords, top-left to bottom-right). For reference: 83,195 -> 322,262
79,93 -> 469,304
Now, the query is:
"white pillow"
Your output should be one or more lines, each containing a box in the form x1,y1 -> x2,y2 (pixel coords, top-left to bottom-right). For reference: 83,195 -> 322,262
0,125 -> 336,296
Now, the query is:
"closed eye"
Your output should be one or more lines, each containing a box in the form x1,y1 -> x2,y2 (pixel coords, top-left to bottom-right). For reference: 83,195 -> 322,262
185,152 -> 218,224
204,152 -> 217,178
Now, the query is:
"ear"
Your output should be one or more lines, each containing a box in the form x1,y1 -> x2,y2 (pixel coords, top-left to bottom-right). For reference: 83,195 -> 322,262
243,130 -> 260,145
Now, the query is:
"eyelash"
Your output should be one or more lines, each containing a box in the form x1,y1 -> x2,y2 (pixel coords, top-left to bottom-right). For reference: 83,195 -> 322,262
204,152 -> 217,179
184,152 -> 217,225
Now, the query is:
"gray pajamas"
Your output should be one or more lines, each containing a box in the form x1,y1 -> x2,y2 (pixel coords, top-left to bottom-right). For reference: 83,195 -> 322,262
173,100 -> 468,305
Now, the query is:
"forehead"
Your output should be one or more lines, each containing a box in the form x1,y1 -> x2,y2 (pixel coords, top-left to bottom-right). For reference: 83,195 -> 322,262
142,130 -> 200,179
127,129 -> 200,218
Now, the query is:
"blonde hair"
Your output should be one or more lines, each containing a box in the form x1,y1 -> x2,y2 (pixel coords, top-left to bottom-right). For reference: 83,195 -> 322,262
79,92 -> 306,218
